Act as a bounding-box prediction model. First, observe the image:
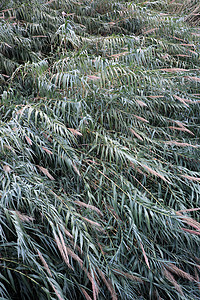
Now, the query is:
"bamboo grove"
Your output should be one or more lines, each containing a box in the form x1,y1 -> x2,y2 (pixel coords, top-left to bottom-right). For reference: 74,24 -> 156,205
0,0 -> 200,299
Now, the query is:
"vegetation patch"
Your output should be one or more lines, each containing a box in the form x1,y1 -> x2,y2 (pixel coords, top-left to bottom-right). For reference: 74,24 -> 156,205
0,0 -> 200,299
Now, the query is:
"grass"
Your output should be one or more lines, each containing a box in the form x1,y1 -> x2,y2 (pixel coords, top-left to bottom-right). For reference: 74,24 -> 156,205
0,0 -> 200,299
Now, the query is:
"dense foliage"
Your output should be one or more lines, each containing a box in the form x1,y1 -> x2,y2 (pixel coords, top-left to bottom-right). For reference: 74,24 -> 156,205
0,0 -> 200,299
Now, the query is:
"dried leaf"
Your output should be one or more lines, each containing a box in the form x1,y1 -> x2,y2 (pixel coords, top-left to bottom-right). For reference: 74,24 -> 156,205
160,68 -> 188,72
80,288 -> 92,300
180,175 -> 200,182
166,263 -> 195,281
176,54 -> 191,57
62,11 -> 67,17
165,141 -> 197,148
176,211 -> 200,231
143,28 -> 158,34
130,162 -> 145,175
110,52 -> 128,58
129,128 -> 143,141
179,43 -> 195,47
174,120 -> 187,128
173,95 -> 190,107
54,233 -> 73,270
82,217 -> 102,228
142,164 -> 167,182
68,128 -> 82,136
66,247 -> 83,267
37,165 -> 55,180
72,164 -> 80,176
113,269 -> 143,283
147,95 -> 164,98
169,126 -> 194,135
87,75 -> 101,80
32,35 -> 48,38
4,42 -> 12,48
188,50 -> 198,55
97,269 -> 118,300
14,211 -> 34,222
194,268 -> 200,292
185,76 -> 200,82
172,35 -> 185,42
191,33 -> 200,37
43,132 -> 53,143
91,275 -> 98,300
64,228 -> 74,239
162,54 -> 170,59
3,165 -> 11,173
181,228 -> 200,236
4,144 -> 12,151
45,0 -> 56,4
140,242 -> 150,270
163,268 -> 183,295
25,136 -> 32,145
42,147 -> 53,155
74,201 -> 103,216
134,115 -> 149,123
49,282 -> 64,300
177,208 -> 200,213
37,249 -> 52,277
135,99 -> 147,107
